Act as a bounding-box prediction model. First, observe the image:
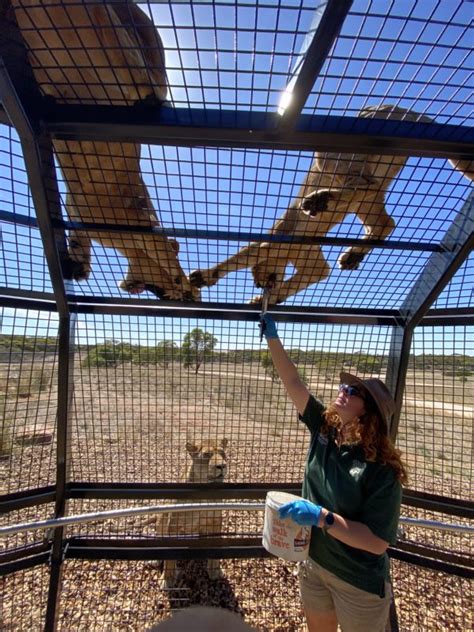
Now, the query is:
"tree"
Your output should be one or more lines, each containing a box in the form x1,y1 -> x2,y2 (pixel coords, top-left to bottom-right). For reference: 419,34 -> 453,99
132,346 -> 158,365
181,328 -> 218,374
156,340 -> 178,368
132,340 -> 178,366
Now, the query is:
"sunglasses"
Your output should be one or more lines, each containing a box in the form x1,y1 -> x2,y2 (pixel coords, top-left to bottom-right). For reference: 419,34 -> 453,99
339,384 -> 366,399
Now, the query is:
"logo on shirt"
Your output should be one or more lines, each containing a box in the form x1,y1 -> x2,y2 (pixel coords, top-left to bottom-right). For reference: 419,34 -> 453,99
349,460 -> 366,479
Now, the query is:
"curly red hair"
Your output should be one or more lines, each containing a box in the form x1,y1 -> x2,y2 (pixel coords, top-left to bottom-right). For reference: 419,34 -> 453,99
321,403 -> 408,485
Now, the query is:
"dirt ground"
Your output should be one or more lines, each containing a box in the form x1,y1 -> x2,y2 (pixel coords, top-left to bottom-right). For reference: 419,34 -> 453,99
1,361 -> 472,630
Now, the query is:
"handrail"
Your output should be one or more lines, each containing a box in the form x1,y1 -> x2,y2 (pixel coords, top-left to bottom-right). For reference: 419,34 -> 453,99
1,502 -> 472,537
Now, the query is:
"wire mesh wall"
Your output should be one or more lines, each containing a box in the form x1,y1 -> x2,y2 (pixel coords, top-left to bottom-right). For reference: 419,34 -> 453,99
302,2 -> 472,124
434,253 -> 473,309
14,558 -> 307,631
2,558 -> 472,631
67,316 -> 396,483
0,0 -> 473,630
1,565 -> 50,631
0,502 -> 55,556
398,325 -> 473,502
390,559 -> 472,631
0,307 -> 58,492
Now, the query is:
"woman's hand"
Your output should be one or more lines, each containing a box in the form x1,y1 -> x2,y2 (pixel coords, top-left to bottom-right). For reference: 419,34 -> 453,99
260,314 -> 279,339
278,499 -> 322,527
280,501 -> 390,555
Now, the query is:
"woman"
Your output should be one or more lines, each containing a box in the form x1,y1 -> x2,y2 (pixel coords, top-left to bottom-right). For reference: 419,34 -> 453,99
260,315 -> 407,632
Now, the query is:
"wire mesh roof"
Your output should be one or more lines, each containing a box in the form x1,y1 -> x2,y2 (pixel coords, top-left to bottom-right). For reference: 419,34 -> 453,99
0,0 -> 472,310
5,0 -> 471,119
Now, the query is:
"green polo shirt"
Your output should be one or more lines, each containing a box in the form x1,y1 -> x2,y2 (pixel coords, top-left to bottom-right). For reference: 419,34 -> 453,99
300,395 -> 402,596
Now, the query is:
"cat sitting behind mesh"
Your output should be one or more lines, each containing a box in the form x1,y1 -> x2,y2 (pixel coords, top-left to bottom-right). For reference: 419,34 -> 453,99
155,439 -> 229,590
11,0 -> 199,301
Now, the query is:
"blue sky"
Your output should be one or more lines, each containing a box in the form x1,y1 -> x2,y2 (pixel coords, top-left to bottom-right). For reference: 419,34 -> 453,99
1,305 -> 472,359
0,0 -> 472,353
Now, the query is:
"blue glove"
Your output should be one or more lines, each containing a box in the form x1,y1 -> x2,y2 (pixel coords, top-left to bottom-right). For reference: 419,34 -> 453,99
278,500 -> 322,527
259,314 -> 279,340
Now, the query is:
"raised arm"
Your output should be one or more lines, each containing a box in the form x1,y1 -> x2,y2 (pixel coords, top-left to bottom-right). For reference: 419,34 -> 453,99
261,315 -> 310,416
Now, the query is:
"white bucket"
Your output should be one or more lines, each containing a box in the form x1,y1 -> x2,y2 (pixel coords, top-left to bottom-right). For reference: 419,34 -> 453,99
262,491 -> 311,562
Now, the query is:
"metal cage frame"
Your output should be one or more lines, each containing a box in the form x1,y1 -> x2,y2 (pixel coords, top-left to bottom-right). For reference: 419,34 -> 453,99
0,1 -> 473,630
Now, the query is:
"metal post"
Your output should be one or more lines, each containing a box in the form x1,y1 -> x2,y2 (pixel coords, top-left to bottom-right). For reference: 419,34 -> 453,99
44,314 -> 76,632
277,0 -> 353,128
385,325 -> 413,441
0,57 -> 75,630
0,62 -> 70,317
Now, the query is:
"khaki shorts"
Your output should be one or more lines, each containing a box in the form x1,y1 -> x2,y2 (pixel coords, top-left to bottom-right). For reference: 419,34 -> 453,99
298,558 -> 391,632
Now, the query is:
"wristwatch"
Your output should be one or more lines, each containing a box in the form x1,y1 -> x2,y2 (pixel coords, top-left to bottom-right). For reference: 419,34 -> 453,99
322,510 -> 335,533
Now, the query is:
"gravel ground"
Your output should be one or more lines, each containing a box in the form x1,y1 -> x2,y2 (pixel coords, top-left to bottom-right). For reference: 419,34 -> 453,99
2,554 -> 472,631
2,363 -> 472,630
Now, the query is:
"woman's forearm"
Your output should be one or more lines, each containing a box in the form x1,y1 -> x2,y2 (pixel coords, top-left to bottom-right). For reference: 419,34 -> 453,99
267,337 -> 310,415
320,509 -> 389,556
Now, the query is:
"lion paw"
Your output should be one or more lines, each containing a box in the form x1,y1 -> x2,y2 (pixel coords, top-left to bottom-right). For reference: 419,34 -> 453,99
248,294 -> 283,306
185,287 -> 201,301
144,283 -> 169,298
119,280 -> 162,296
61,257 -> 90,282
251,269 -> 279,290
189,269 -> 219,288
302,190 -> 335,216
338,250 -> 366,270
301,191 -> 335,217
119,280 -> 147,295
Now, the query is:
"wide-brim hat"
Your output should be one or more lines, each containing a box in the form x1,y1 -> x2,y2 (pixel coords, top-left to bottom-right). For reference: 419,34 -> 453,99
339,372 -> 395,433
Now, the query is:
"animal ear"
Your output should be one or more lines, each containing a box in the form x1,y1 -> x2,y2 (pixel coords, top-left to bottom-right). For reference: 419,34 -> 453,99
220,438 -> 229,449
169,238 -> 180,254
186,441 -> 199,456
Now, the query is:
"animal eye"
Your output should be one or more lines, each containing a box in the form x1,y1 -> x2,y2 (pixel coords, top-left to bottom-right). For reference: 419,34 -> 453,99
202,451 -> 212,458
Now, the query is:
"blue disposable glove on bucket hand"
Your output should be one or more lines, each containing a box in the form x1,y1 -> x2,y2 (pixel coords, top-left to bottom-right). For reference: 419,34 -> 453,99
259,314 -> 279,340
278,499 -> 322,527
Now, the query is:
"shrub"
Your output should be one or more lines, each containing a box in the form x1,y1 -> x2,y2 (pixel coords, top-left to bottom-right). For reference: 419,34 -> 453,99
0,395 -> 13,458
260,351 -> 279,382
82,342 -> 133,368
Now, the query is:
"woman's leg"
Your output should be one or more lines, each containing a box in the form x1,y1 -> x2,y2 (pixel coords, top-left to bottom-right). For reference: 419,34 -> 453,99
304,607 -> 338,632
299,559 -> 338,632
328,572 -> 392,632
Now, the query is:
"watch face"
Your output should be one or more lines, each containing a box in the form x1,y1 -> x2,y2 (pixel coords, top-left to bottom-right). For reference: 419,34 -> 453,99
326,512 -> 335,526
